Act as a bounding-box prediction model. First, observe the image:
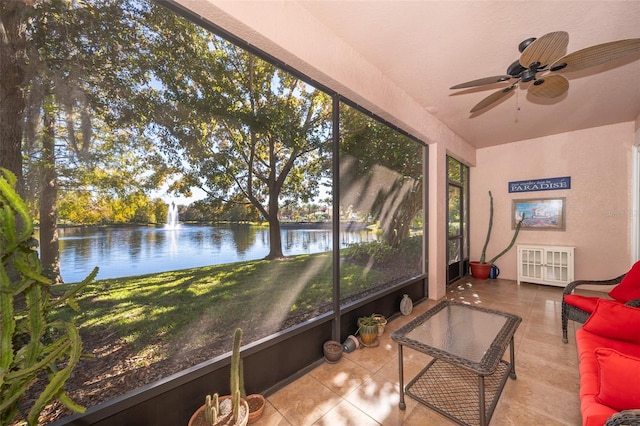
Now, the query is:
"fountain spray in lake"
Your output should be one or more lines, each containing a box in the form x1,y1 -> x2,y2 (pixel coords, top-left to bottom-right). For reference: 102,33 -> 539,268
165,202 -> 180,229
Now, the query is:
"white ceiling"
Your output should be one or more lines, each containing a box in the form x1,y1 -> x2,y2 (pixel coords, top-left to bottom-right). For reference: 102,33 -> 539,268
297,1 -> 640,148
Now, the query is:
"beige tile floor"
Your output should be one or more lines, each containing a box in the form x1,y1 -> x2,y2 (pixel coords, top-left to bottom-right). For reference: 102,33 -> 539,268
253,277 -> 585,426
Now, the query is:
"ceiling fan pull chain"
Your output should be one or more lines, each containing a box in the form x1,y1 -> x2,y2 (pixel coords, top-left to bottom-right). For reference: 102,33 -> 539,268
514,87 -> 520,123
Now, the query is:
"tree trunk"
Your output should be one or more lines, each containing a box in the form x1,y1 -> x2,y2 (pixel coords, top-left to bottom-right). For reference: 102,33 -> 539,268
265,194 -> 283,259
0,1 -> 29,196
39,101 -> 62,283
382,182 -> 422,247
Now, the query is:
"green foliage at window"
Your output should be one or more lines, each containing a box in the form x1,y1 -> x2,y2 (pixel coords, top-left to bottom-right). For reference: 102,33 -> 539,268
342,236 -> 422,266
0,169 -> 97,425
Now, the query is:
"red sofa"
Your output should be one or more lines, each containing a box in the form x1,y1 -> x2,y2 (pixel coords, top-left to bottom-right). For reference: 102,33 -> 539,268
563,260 -> 640,344
575,299 -> 640,426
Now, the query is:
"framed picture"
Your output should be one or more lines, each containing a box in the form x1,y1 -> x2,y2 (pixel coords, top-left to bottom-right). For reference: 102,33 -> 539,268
512,197 -> 566,230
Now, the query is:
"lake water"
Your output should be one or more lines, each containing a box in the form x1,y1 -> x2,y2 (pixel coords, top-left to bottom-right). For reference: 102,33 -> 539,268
52,224 -> 377,282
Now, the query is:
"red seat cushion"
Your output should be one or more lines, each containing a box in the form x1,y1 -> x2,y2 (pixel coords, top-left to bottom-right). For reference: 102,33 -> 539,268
564,294 -> 603,313
609,260 -> 640,302
594,348 -> 640,412
575,330 -> 640,426
582,299 -> 640,344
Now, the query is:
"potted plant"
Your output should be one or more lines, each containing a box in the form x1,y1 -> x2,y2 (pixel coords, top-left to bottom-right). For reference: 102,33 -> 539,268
0,169 -> 97,426
357,314 -> 380,345
245,393 -> 266,425
189,328 -> 249,426
238,331 -> 265,424
323,340 -> 343,363
373,314 -> 387,336
469,190 -> 525,279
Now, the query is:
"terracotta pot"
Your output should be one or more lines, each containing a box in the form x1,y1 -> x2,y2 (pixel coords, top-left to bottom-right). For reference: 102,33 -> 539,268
188,395 -> 249,426
469,261 -> 492,280
323,340 -> 343,363
246,394 -> 266,424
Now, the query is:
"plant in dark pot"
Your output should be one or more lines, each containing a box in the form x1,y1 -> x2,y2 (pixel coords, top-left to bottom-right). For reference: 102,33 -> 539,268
469,191 -> 525,280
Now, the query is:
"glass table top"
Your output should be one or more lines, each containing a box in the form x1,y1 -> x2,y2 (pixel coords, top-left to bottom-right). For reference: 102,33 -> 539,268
392,301 -> 521,374
405,303 -> 507,362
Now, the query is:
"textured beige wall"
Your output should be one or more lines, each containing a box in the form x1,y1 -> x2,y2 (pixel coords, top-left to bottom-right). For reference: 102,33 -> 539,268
471,122 -> 636,282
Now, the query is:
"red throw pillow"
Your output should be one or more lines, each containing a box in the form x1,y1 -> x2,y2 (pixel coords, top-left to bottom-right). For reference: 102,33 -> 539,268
595,348 -> 640,411
609,261 -> 640,302
563,294 -> 601,313
582,299 -> 640,344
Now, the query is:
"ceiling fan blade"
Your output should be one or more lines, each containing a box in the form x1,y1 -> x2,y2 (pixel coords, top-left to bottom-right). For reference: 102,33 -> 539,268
528,74 -> 569,98
450,75 -> 513,90
469,84 -> 517,113
519,31 -> 569,68
550,38 -> 640,73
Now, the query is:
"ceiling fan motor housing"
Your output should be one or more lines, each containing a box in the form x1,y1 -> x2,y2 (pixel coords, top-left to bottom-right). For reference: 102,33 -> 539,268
520,63 -> 542,82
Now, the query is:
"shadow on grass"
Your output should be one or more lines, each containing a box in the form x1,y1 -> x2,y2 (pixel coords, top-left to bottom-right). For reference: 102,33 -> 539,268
37,251 -> 420,423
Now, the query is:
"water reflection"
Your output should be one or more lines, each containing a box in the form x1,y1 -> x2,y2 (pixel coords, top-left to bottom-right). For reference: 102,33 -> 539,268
46,224 -> 376,282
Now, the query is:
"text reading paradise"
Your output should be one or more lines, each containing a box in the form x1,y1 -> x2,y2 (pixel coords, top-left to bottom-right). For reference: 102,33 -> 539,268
508,177 -> 571,193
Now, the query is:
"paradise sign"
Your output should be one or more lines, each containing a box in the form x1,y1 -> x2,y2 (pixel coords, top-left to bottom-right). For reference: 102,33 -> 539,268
508,176 -> 571,193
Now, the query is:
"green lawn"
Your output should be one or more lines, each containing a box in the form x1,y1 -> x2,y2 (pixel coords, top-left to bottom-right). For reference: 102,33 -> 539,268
53,252 -> 388,361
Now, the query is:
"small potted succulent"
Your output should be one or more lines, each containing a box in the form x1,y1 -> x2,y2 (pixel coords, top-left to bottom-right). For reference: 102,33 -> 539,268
188,328 -> 250,426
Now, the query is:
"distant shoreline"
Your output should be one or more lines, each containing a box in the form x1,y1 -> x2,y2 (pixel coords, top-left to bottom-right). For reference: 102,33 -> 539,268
280,221 -> 371,231
39,221 -> 373,231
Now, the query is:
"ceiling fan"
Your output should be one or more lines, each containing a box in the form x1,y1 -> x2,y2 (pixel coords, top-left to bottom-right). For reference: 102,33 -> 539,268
450,31 -> 640,114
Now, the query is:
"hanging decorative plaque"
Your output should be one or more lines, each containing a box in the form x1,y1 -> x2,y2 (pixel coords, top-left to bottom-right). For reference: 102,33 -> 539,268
508,176 -> 570,193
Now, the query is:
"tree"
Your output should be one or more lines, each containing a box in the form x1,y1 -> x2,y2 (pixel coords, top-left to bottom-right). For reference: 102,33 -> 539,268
4,0 -> 333,269
146,18 -> 333,259
0,0 -> 32,196
339,104 -> 423,247
13,0 -> 169,279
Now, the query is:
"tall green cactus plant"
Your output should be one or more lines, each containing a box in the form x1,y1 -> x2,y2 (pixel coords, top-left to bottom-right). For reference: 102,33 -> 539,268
0,169 -> 97,425
199,328 -> 245,425
230,327 -> 242,423
479,190 -> 524,264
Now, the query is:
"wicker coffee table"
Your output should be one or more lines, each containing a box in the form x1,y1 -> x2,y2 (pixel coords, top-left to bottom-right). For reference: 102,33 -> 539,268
391,300 -> 521,426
